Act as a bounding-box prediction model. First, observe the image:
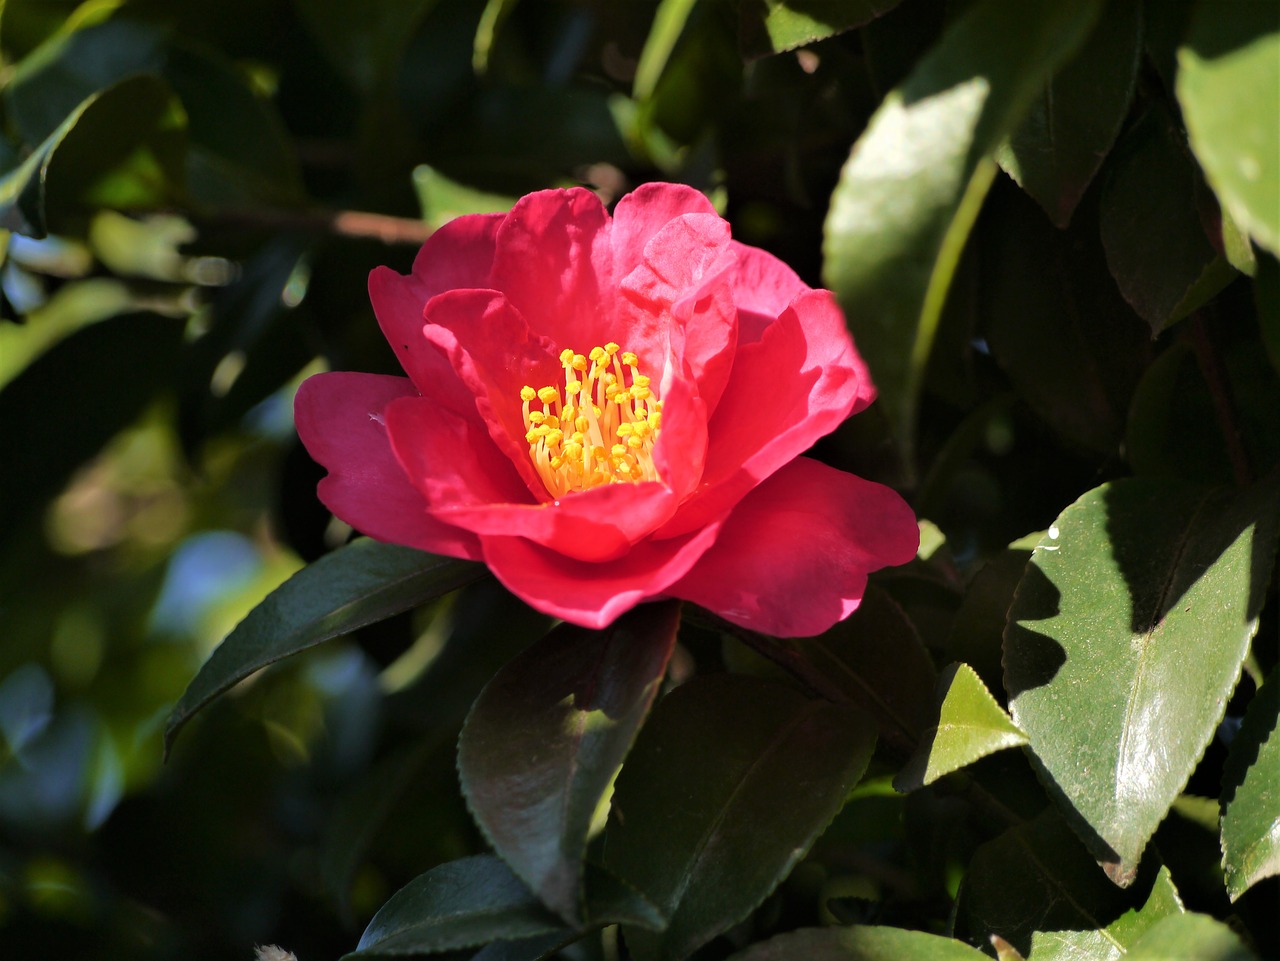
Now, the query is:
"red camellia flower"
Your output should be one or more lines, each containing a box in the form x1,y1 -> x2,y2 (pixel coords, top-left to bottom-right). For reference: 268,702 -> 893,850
295,184 -> 918,637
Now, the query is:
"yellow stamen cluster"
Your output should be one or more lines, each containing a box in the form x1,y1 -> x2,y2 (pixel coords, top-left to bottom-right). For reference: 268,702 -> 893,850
520,343 -> 663,498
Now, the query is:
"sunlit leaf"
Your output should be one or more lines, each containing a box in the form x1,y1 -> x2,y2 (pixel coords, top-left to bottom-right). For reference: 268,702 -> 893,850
1220,668 -> 1280,900
1125,912 -> 1257,961
895,662 -> 1028,792
606,674 -> 876,961
164,540 -> 485,756
1177,0 -> 1280,256
823,0 -> 1103,480
724,924 -> 989,960
458,601 -> 680,923
738,0 -> 906,60
1005,478 -> 1280,884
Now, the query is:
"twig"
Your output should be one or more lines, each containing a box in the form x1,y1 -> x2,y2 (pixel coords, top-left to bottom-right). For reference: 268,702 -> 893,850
189,206 -> 437,246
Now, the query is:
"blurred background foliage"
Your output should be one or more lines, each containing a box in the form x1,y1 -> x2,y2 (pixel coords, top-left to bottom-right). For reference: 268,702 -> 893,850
0,0 -> 1276,959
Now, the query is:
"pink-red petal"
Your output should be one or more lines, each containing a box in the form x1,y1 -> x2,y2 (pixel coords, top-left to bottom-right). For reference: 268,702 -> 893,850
480,522 -> 723,629
293,372 -> 482,560
657,288 -> 872,537
726,241 -> 809,345
669,457 -> 919,637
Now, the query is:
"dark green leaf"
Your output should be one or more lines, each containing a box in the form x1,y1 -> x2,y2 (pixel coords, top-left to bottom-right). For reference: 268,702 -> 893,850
458,601 -> 680,923
1258,253 -> 1280,375
801,584 -> 937,750
822,0 -> 1103,480
293,0 -> 441,92
981,187 -> 1152,454
0,74 -> 180,238
1099,106 -> 1233,334
895,662 -> 1028,792
1125,913 -> 1257,961
738,1 -> 907,60
0,312 -> 182,543
606,674 -> 877,961
1221,667 -> 1280,900
1024,865 -> 1183,960
960,809 -> 1161,955
725,925 -> 989,961
996,0 -> 1141,227
1177,0 -> 1280,256
945,541 -> 1035,693
344,855 -> 562,958
1005,478 -> 1280,883
164,540 -> 485,756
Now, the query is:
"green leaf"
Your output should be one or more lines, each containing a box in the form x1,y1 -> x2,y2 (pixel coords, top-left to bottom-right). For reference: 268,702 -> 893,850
960,809 -> 1164,956
473,0 -> 520,73
996,0 -> 1141,227
412,164 -> 515,229
344,855 -> 563,958
1221,667 -> 1280,900
632,0 -> 699,102
1005,478 -> 1280,884
945,542 -> 1034,693
606,675 -> 877,961
1099,106 -> 1232,334
801,584 -> 937,750
293,0 -> 443,92
0,74 -> 180,238
1025,865 -> 1183,961
1125,913 -> 1257,961
738,1 -> 907,60
163,540 -> 485,756
1177,0 -> 1280,257
458,601 -> 681,923
982,187 -> 1152,455
822,0 -> 1103,481
895,662 -> 1028,792
724,925 -> 990,960
0,312 -> 182,544
1258,252 -> 1280,375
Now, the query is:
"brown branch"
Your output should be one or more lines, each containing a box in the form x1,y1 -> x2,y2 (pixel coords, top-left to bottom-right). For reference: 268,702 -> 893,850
187,206 -> 437,246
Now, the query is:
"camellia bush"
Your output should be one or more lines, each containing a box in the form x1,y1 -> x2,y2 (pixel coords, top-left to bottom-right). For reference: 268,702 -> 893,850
0,1 -> 1276,960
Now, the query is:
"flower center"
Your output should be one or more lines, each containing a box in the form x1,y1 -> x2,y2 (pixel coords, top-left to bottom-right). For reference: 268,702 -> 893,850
520,343 -> 663,498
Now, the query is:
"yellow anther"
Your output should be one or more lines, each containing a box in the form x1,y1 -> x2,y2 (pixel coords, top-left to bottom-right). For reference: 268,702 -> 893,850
519,342 -> 662,497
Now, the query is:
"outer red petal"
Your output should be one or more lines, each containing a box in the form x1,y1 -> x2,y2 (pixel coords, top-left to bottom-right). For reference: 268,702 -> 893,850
480,522 -> 723,629
488,187 -> 615,354
385,398 -> 678,563
656,288 -> 872,537
293,372 -> 482,560
369,212 -> 503,408
421,289 -> 561,499
726,241 -> 809,345
669,457 -> 919,637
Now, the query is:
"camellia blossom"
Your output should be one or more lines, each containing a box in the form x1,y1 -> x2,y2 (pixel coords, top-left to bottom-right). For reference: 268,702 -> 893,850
295,183 -> 919,637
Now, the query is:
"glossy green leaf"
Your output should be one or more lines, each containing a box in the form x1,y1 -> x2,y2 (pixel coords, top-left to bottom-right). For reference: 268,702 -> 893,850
996,0 -> 1141,227
1125,913 -> 1257,961
725,925 -> 989,961
344,855 -> 562,957
1220,668 -> 1280,900
961,810 -> 1162,955
895,662 -> 1028,792
0,74 -> 179,238
801,584 -> 937,750
0,312 -> 182,543
1100,107 -> 1232,334
1005,478 -> 1280,884
738,0 -> 906,60
982,187 -> 1152,455
606,674 -> 877,961
458,601 -> 680,923
822,0 -> 1102,480
1177,0 -> 1280,256
164,540 -> 485,756
1025,865 -> 1183,961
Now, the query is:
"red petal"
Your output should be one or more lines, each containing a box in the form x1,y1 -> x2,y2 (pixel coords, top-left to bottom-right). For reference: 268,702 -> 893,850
488,187 -> 615,353
611,182 -> 718,281
410,212 -> 504,294
480,522 -> 722,629
386,398 -> 678,563
657,289 -> 873,537
670,457 -> 918,637
293,372 -> 482,560
726,241 -> 809,345
421,289 -> 561,499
